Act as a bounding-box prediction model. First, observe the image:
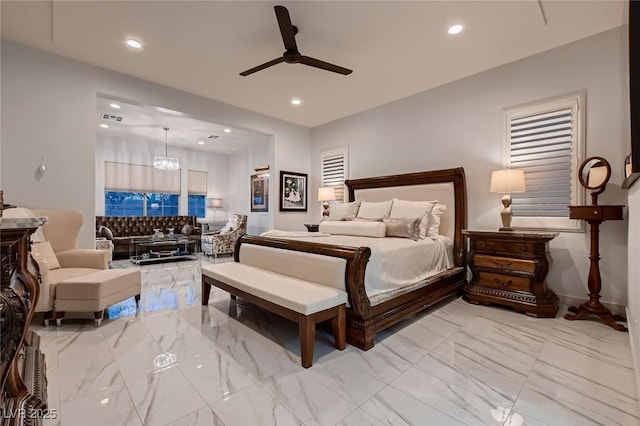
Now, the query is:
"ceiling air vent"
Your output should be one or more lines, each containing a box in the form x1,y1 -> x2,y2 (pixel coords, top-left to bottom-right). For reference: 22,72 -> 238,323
208,134 -> 220,139
100,113 -> 123,122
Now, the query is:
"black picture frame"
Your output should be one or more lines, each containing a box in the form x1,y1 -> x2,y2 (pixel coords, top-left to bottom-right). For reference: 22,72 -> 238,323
279,171 -> 307,212
251,174 -> 269,212
624,0 -> 640,189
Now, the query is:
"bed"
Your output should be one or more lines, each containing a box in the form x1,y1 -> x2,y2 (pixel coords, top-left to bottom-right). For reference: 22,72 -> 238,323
233,167 -> 467,350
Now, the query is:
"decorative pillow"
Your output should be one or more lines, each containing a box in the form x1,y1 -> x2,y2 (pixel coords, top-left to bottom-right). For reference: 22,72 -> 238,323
318,221 -> 386,238
383,218 -> 421,241
181,224 -> 194,235
427,203 -> 447,238
328,200 -> 361,221
390,198 -> 437,239
31,241 -> 61,270
98,225 -> 113,240
357,200 -> 392,220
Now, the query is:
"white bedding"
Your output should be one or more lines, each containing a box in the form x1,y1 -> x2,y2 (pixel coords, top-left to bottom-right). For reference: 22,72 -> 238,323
257,231 -> 454,298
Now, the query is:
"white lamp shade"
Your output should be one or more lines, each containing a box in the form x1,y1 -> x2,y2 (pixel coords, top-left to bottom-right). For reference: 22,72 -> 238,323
490,169 -> 526,193
318,187 -> 336,202
208,198 -> 223,208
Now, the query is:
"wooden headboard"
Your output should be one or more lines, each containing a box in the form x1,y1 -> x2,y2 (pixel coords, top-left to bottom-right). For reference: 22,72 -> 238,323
345,167 -> 467,266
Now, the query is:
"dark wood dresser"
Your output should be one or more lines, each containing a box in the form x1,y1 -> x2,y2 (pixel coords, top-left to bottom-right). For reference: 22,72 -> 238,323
463,230 -> 559,317
1,217 -> 49,425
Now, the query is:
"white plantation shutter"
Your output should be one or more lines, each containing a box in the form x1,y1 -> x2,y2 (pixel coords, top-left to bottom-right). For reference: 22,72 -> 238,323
321,147 -> 348,202
505,94 -> 584,231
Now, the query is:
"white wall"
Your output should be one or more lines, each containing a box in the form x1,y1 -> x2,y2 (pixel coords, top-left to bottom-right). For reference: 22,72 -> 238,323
1,41 -> 312,247
228,138 -> 274,235
311,27 -> 630,305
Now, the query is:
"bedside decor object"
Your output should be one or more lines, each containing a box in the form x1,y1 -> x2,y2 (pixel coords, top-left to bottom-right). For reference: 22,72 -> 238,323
304,224 -> 320,232
280,171 -> 307,212
318,187 -> 336,217
251,174 -> 269,212
489,169 -> 526,231
565,157 -> 627,331
208,197 -> 223,222
463,229 -> 559,317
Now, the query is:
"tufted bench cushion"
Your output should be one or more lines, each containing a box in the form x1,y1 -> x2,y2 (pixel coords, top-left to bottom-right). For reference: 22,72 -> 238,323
201,262 -> 347,368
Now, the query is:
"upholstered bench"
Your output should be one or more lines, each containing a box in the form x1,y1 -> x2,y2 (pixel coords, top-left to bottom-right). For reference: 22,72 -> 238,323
55,269 -> 142,326
201,262 -> 347,368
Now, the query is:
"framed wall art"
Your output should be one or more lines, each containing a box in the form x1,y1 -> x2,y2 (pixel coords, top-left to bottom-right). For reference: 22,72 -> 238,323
251,174 -> 269,212
279,171 -> 307,212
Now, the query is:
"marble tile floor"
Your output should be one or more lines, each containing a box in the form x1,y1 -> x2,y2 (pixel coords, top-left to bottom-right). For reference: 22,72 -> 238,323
32,256 -> 640,426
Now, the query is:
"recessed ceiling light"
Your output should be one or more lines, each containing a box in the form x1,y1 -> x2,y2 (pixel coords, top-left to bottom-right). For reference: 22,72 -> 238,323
99,124 -> 109,129
223,128 -> 231,133
126,39 -> 143,49
448,24 -> 464,35
291,98 -> 302,106
198,141 -> 205,145
110,103 -> 121,109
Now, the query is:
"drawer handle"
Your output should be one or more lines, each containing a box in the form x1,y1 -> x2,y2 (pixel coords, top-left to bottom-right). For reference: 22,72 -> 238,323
494,278 -> 512,287
492,260 -> 512,268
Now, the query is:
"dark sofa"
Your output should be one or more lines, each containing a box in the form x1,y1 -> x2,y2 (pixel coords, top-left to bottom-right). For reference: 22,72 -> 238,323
95,215 -> 202,259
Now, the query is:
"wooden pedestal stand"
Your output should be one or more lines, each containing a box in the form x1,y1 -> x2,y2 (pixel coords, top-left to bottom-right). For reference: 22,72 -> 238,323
565,205 -> 626,331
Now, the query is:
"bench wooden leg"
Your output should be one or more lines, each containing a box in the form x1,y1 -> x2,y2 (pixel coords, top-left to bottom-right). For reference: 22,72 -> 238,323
299,314 -> 316,368
55,311 -> 65,327
331,305 -> 346,350
201,280 -> 211,305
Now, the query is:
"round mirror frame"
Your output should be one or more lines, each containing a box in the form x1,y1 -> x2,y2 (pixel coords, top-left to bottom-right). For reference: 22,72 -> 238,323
578,156 -> 611,204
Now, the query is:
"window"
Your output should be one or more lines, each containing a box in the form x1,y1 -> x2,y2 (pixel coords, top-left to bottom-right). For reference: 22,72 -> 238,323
188,194 -> 206,218
320,147 -> 349,202
105,191 -> 144,216
104,161 -> 182,217
505,93 -> 585,231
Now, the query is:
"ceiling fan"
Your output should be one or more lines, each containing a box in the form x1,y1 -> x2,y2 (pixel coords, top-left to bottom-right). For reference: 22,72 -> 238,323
239,5 -> 352,77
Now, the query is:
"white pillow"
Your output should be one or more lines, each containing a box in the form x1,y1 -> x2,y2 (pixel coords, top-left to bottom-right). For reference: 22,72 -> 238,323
427,203 -> 447,238
31,241 -> 61,270
357,200 -> 392,220
327,200 -> 361,221
390,198 -> 437,239
318,221 -> 386,238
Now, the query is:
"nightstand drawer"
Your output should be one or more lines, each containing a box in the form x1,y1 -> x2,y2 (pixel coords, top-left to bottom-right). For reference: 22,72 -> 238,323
478,272 -> 530,292
474,254 -> 536,273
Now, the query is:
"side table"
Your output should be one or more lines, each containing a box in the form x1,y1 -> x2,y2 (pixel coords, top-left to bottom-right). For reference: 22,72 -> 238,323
463,230 -> 559,317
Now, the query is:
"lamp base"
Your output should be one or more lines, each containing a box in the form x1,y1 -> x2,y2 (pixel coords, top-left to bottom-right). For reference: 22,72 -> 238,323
499,227 -> 515,232
322,201 -> 330,217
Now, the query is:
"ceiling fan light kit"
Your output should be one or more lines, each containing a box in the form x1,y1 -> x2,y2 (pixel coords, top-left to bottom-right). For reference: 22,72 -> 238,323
240,5 -> 352,77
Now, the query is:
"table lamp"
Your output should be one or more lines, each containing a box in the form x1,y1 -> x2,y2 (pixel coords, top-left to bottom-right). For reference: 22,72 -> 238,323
207,198 -> 223,222
490,169 -> 526,231
317,187 -> 336,217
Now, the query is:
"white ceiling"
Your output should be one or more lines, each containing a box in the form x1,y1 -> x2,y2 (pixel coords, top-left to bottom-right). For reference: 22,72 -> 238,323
96,96 -> 270,154
1,1 -> 627,127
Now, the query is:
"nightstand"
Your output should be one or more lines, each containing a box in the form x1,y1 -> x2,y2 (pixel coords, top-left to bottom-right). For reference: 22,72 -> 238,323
304,224 -> 319,232
463,230 -> 559,317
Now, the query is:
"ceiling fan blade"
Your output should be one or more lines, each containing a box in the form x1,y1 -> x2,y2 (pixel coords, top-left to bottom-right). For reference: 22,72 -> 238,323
274,5 -> 298,52
300,56 -> 352,75
239,57 -> 284,76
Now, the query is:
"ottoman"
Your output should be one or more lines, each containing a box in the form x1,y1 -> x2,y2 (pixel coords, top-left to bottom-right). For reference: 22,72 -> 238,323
55,269 -> 142,326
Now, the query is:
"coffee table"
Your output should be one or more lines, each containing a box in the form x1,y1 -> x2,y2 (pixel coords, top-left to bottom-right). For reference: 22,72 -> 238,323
130,239 -> 198,265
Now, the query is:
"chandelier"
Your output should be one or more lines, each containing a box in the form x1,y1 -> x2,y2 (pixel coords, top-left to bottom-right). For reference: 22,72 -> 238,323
154,127 -> 180,170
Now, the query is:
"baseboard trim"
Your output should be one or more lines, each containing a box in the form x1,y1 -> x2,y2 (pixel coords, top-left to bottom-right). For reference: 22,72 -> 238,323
627,307 -> 640,399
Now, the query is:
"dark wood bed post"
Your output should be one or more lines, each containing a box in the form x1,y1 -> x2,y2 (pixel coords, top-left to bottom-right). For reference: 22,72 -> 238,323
235,167 -> 467,350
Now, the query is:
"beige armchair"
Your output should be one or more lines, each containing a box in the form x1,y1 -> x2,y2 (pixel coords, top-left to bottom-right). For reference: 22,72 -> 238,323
30,209 -> 110,325
201,214 -> 247,258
